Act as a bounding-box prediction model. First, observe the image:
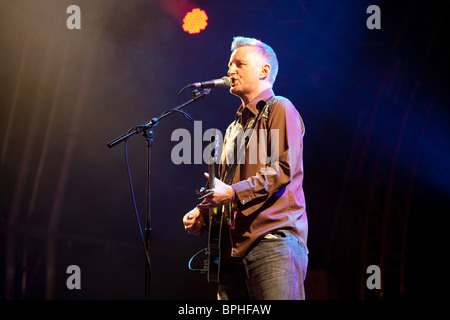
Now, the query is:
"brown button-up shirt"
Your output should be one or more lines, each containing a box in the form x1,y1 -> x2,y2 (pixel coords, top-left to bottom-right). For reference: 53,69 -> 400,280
219,88 -> 308,257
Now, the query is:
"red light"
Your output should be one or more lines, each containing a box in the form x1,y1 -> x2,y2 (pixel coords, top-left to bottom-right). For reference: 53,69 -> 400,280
182,8 -> 208,34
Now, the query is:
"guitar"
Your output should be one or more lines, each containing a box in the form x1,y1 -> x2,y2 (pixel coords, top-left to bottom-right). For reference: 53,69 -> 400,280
197,130 -> 231,283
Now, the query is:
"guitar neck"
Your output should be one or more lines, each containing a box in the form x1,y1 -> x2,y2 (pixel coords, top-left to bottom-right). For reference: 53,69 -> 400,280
208,130 -> 219,190
208,163 -> 215,189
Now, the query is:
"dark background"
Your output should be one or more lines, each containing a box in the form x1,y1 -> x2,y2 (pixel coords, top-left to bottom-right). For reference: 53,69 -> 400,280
1,0 -> 448,300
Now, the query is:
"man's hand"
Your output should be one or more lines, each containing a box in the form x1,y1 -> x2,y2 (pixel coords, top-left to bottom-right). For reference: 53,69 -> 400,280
183,207 -> 205,236
196,172 -> 235,210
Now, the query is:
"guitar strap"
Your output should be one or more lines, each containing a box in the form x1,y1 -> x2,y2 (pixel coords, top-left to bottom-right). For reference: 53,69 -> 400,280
223,96 -> 277,185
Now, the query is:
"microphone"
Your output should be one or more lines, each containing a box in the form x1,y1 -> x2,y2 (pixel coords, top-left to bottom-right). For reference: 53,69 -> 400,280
189,76 -> 232,88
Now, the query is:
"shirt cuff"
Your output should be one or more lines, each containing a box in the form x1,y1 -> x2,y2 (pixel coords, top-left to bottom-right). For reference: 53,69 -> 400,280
231,180 -> 256,206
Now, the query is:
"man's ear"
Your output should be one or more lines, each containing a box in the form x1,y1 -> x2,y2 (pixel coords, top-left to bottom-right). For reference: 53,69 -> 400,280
260,63 -> 271,80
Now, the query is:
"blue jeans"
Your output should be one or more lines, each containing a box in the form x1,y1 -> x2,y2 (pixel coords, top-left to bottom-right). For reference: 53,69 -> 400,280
218,230 -> 308,300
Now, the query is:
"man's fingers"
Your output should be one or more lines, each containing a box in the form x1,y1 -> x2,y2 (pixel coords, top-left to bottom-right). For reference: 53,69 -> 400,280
185,220 -> 202,236
197,202 -> 213,209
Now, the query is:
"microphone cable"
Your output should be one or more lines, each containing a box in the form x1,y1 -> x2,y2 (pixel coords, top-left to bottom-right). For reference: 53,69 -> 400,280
124,139 -> 151,268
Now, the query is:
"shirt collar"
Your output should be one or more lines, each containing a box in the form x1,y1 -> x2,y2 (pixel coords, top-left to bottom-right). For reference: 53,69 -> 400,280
235,88 -> 275,120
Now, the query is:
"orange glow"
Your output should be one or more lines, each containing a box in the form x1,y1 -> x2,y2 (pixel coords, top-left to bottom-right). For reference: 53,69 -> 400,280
182,8 -> 208,34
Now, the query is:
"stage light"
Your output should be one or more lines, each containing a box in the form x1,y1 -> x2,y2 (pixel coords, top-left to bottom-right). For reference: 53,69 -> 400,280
182,8 -> 208,34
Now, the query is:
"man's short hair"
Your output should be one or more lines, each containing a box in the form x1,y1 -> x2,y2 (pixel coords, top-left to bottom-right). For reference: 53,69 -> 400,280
231,36 -> 279,85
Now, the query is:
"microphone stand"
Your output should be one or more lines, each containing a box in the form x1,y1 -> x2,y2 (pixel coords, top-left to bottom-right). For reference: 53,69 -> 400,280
107,88 -> 211,300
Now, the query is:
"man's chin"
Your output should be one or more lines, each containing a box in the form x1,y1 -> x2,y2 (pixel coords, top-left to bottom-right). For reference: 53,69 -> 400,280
230,87 -> 241,97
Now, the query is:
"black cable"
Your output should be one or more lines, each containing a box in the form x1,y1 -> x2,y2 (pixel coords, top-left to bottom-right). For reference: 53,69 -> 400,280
124,140 -> 151,268
177,85 -> 195,122
177,85 -> 190,106
188,247 -> 207,273
159,108 -> 194,122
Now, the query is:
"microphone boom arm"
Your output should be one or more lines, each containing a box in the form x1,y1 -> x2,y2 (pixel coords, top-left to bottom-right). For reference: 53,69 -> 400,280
107,88 -> 210,148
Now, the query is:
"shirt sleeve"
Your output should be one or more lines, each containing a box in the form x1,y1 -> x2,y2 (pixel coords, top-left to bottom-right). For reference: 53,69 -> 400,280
231,98 -> 305,216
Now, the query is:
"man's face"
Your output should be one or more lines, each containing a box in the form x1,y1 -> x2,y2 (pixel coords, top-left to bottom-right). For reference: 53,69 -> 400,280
227,46 -> 266,101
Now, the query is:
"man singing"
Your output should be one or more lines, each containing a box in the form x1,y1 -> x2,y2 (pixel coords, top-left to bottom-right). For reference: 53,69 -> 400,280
183,36 -> 308,300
